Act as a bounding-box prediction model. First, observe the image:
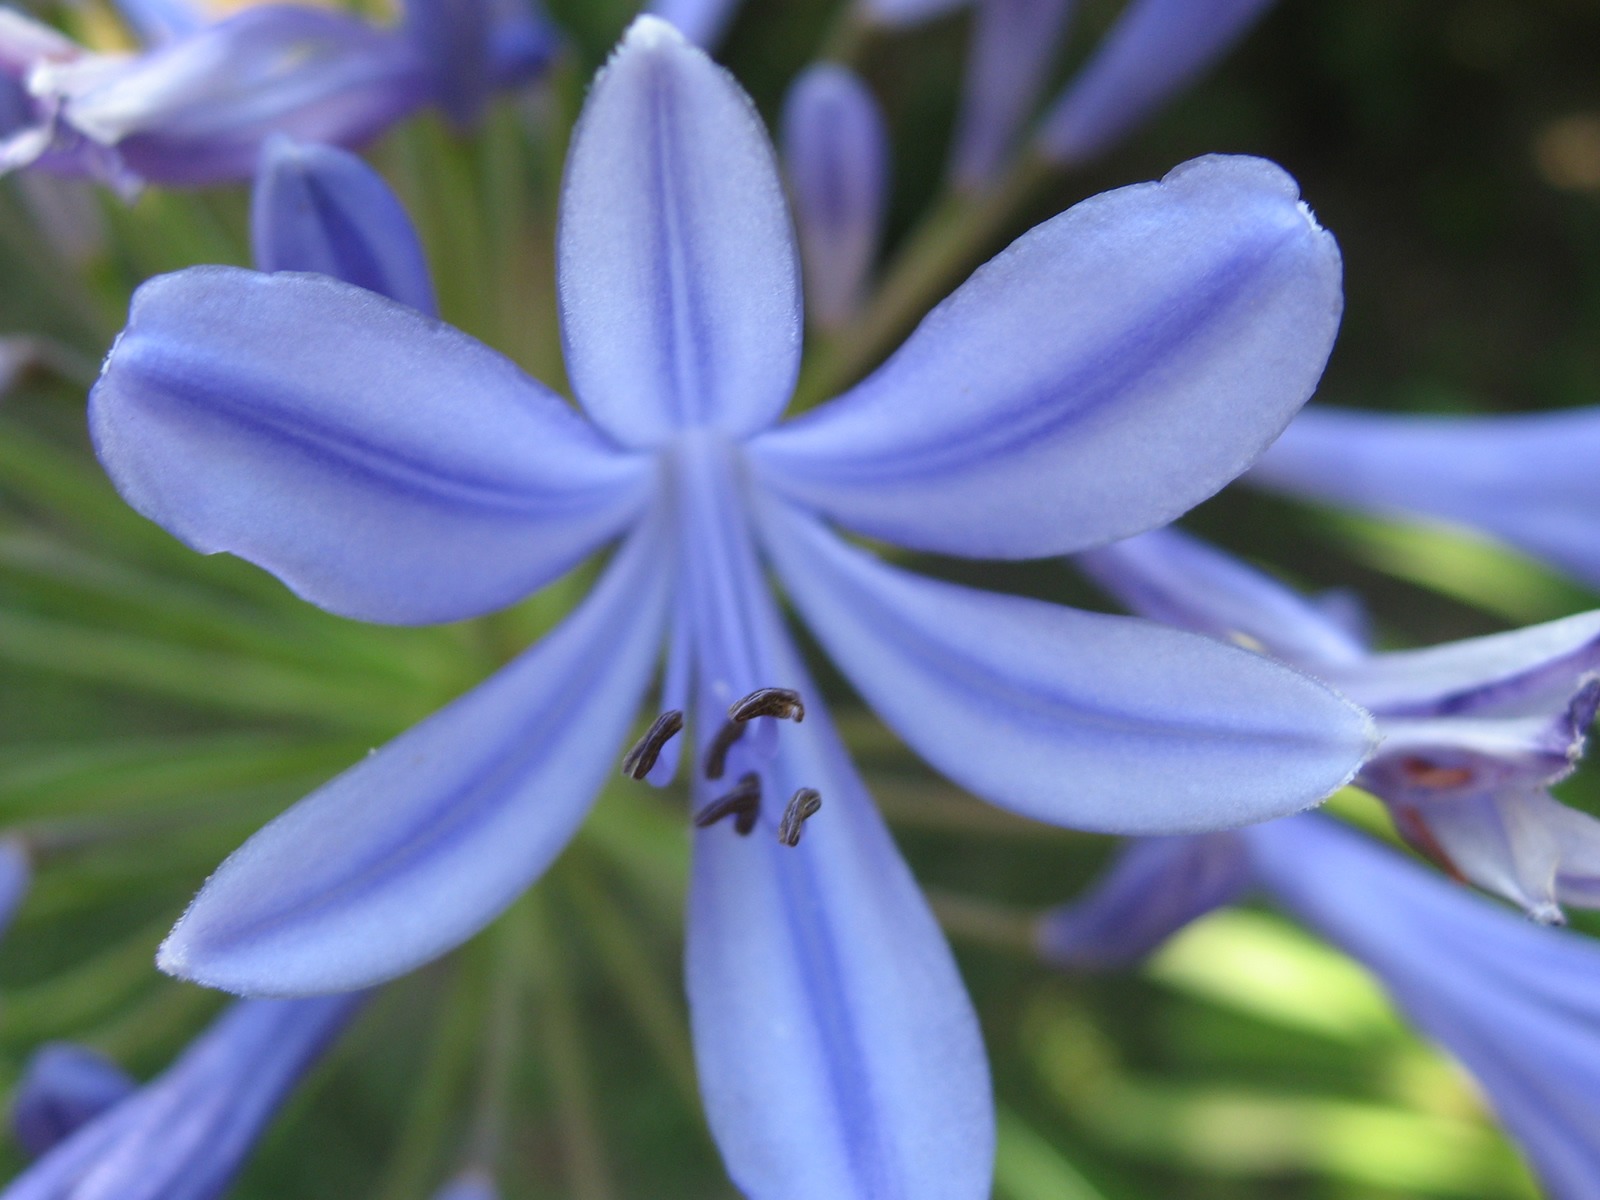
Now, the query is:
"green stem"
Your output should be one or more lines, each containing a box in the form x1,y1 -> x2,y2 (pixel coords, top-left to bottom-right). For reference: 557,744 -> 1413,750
794,152 -> 1054,409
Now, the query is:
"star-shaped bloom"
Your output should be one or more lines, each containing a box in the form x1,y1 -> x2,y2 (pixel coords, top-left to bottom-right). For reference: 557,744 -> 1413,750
1081,525 -> 1600,921
1041,816 -> 1600,1200
90,18 -> 1374,1196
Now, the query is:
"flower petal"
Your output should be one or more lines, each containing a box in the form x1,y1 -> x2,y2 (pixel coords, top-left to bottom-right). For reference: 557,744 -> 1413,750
750,155 -> 1342,559
646,0 -> 744,47
758,499 -> 1376,834
1245,814 -> 1600,1200
1250,404 -> 1600,591
399,0 -> 491,124
1034,0 -> 1278,164
557,17 -> 801,447
11,1045 -> 137,1160
156,519 -> 672,996
1078,527 -> 1368,668
251,135 -> 438,315
781,63 -> 888,330
91,267 -> 651,625
687,644 -> 992,1199
949,0 -> 1076,188
1036,835 -> 1250,968
109,0 -> 206,44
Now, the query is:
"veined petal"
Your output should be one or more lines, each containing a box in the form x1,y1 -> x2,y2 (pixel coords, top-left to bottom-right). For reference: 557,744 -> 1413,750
156,517 -> 673,997
11,1045 -> 137,1160
782,63 -> 888,330
1318,610 -> 1600,718
646,0 -> 745,48
750,155 -> 1342,559
1034,0 -> 1278,165
251,135 -> 438,315
91,267 -> 651,625
1251,405 -> 1600,592
557,17 -> 801,447
758,499 -> 1375,834
949,0 -> 1076,189
1036,835 -> 1250,968
1245,815 -> 1600,1200
1078,527 -> 1367,668
688,626 -> 992,1199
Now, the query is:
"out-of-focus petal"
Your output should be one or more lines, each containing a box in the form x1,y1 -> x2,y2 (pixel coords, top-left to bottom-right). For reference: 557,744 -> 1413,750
11,1045 -> 137,1160
91,267 -> 651,625
558,17 -> 801,447
5,996 -> 359,1200
1035,0 -> 1278,165
647,0 -> 744,48
431,1169 -> 499,1200
1078,527 -> 1367,668
110,0 -> 205,44
758,499 -> 1375,834
0,834 -> 30,941
750,156 -> 1341,559
687,608 -> 993,1200
1035,835 -> 1249,968
32,6 -> 427,186
156,520 -> 672,997
251,136 -> 437,315
401,0 -> 490,125
1245,815 -> 1600,1200
1251,405 -> 1600,592
949,0 -> 1076,189
854,0 -> 971,27
781,63 -> 888,330
485,0 -> 560,86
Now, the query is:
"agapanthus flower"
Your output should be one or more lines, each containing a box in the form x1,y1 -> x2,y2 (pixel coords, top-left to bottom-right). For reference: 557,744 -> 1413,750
89,17 -> 1376,1195
0,0 -> 556,190
1081,525 -> 1600,921
10,1045 -> 136,1160
1251,403 -> 1600,592
1,996 -> 360,1200
1040,815 -> 1600,1200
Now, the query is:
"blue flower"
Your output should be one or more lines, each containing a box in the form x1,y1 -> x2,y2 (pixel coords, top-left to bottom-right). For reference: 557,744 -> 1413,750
1,996 -> 360,1200
1250,403 -> 1600,592
89,18 -> 1374,1196
1040,816 -> 1600,1200
0,0 -> 555,190
1081,525 -> 1600,921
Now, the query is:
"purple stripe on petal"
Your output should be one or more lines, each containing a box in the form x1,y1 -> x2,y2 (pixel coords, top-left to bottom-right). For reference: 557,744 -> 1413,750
558,17 -> 801,447
781,64 -> 888,330
1245,815 -> 1600,1200
156,518 -> 672,997
1036,834 -> 1249,968
758,498 -> 1375,834
687,589 -> 992,1200
91,267 -> 651,625
1035,0 -> 1278,165
750,156 -> 1342,560
252,136 -> 437,315
949,0 -> 1076,189
1078,527 -> 1368,668
1251,404 -> 1600,592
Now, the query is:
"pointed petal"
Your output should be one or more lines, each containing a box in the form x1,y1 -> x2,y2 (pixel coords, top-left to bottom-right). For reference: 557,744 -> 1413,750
759,499 -> 1375,834
557,17 -> 801,447
949,0 -> 1076,188
157,521 -> 672,996
1316,610 -> 1600,717
782,64 -> 889,330
1251,405 -> 1600,591
688,644 -> 992,1200
251,135 -> 438,315
646,0 -> 744,48
1245,815 -> 1600,1200
11,1045 -> 136,1160
1078,527 -> 1367,668
1036,834 -> 1249,968
1035,0 -> 1278,165
91,267 -> 651,625
750,156 -> 1342,559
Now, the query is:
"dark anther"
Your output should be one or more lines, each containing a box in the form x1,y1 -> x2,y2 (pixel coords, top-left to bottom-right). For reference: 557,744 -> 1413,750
703,719 -> 746,781
729,687 -> 806,725
777,788 -> 822,847
621,710 -> 684,780
693,773 -> 761,836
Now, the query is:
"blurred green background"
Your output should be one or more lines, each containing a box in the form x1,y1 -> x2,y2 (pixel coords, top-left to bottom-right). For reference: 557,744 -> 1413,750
3,0 -> 1599,1196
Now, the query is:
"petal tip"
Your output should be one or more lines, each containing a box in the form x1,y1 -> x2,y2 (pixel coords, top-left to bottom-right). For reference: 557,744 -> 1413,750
620,14 -> 690,53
